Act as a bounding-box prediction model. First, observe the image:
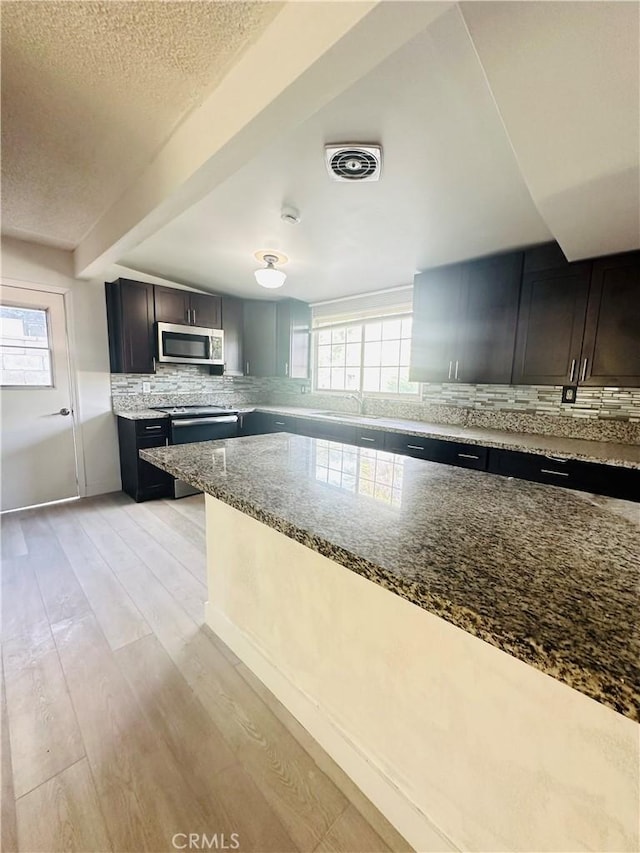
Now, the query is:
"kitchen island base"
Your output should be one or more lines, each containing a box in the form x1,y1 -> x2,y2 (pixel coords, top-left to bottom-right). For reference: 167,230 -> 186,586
204,494 -> 638,853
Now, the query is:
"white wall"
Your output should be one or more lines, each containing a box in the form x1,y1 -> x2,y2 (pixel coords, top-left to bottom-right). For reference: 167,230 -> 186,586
1,236 -> 121,497
206,496 -> 639,853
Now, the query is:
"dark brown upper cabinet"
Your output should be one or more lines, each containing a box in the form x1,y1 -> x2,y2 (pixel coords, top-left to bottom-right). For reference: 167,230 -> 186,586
409,251 -> 522,384
580,251 -> 640,386
276,299 -> 311,379
154,286 -> 221,328
513,245 -> 591,385
219,296 -> 244,376
189,292 -> 222,328
513,244 -> 640,387
409,263 -> 463,383
459,252 -> 523,384
242,298 -> 311,377
243,300 -> 277,377
105,278 -> 156,374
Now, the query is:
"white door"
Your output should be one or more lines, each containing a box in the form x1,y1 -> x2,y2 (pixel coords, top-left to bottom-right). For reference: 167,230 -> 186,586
0,285 -> 79,512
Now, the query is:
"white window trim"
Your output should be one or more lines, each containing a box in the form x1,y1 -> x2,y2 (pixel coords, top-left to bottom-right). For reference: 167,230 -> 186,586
312,311 -> 420,399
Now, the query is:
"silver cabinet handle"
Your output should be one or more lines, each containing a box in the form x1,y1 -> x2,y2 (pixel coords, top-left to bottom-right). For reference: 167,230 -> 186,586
192,308 -> 196,325
144,425 -> 162,430
457,453 -> 479,459
275,421 -> 286,426
545,454 -> 568,463
448,361 -> 453,380
580,357 -> 588,382
454,360 -> 459,380
540,469 -> 570,477
569,358 -> 576,382
360,436 -> 376,442
285,361 -> 289,376
58,407 -> 71,416
407,444 -> 424,450
245,361 -> 250,375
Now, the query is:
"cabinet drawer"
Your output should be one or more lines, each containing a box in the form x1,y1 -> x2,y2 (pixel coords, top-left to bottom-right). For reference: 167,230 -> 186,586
384,432 -> 433,458
487,449 -> 639,501
431,440 -> 488,471
355,428 -> 385,449
248,413 -> 299,434
135,418 -> 169,437
269,416 -> 299,433
299,419 -> 357,444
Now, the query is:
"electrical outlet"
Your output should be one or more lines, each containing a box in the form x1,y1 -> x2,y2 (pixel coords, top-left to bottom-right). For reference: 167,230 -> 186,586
561,385 -> 577,404
142,381 -> 151,393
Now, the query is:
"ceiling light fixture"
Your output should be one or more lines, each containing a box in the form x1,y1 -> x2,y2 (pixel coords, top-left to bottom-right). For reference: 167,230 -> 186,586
254,251 -> 288,289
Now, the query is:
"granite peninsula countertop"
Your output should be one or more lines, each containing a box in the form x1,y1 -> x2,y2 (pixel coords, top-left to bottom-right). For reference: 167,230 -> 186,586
117,404 -> 640,468
141,434 -> 640,721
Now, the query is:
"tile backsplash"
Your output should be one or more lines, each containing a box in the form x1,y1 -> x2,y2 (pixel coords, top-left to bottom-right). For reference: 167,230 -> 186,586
111,365 -> 640,444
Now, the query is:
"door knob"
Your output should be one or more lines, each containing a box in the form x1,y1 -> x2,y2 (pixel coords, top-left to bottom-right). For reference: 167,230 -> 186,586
59,407 -> 71,416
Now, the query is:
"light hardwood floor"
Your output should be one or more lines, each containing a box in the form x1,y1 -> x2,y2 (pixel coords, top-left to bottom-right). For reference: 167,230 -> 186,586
1,493 -> 412,853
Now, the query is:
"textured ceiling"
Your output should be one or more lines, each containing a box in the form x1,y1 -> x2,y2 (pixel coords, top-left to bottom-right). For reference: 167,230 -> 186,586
1,0 -> 281,248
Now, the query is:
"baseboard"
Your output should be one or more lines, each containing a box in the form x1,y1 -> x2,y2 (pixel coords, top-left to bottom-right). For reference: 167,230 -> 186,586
206,603 -> 458,853
82,479 -> 122,498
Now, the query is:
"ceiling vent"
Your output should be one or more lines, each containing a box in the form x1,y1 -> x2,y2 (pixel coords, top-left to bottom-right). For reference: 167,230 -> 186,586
325,144 -> 382,182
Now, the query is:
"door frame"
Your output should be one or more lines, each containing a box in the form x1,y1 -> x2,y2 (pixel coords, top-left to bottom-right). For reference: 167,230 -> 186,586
1,276 -> 87,502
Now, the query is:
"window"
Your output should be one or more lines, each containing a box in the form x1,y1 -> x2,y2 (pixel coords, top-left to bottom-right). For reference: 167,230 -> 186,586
314,313 -> 418,394
0,305 -> 53,387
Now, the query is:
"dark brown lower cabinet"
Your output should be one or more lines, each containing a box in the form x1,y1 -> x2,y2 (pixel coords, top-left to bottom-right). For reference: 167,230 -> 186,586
383,432 -> 488,470
245,416 -> 635,501
117,418 -> 172,502
487,448 -> 639,502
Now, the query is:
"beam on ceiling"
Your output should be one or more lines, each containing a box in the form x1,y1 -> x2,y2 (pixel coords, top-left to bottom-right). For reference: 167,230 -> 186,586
75,1 -> 452,278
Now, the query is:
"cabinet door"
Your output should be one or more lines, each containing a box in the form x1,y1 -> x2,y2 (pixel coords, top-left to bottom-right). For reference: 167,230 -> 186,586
409,264 -> 464,382
581,252 -> 640,386
243,301 -> 277,376
221,296 -> 243,376
136,435 -> 172,499
238,412 -> 260,436
512,263 -> 591,385
106,279 -> 155,374
154,287 -> 190,324
190,292 -> 222,328
459,252 -> 522,384
276,299 -> 311,378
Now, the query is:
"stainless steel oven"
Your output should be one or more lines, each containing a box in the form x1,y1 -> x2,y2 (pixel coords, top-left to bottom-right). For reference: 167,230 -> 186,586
156,322 -> 224,366
152,406 -> 238,497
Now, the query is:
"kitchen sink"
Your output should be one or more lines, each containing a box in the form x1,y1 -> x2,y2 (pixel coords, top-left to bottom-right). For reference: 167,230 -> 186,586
312,411 -> 380,420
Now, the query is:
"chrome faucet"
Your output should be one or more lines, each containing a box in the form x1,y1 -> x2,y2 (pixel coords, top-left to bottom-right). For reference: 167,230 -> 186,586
345,391 -> 365,414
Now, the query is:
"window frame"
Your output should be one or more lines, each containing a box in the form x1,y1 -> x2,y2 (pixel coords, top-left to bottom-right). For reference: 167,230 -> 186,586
312,311 -> 419,398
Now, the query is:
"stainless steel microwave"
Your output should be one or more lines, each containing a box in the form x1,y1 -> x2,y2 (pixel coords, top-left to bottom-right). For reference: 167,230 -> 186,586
156,322 -> 224,366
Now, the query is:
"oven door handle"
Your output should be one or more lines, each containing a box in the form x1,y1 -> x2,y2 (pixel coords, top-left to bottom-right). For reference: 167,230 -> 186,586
172,415 -> 238,427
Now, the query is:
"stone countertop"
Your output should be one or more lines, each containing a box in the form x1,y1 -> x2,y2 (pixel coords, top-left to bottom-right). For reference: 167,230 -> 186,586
116,409 -> 167,420
115,404 -> 640,468
115,407 -> 256,421
141,434 -> 640,721
256,406 -> 640,469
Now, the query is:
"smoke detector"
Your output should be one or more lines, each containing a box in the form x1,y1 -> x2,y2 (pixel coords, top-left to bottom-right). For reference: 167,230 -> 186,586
281,206 -> 301,224
325,144 -> 382,182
